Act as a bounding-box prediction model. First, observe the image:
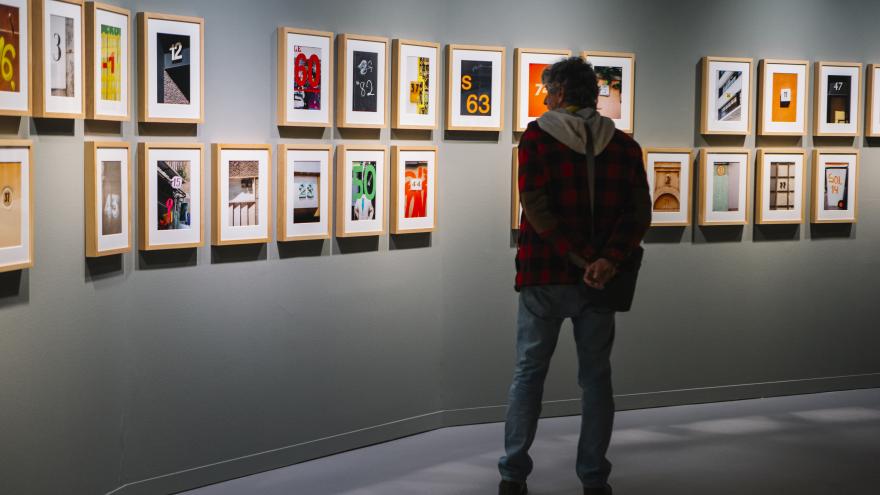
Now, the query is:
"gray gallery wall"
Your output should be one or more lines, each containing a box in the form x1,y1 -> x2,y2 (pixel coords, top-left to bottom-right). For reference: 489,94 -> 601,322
1,0 -> 879,494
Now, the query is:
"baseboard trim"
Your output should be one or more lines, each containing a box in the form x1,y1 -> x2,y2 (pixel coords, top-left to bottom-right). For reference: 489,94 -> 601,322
108,373 -> 880,495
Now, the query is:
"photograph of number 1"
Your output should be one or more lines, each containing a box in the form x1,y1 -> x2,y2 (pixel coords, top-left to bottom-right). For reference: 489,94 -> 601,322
156,32 -> 190,104
50,13 -> 75,97
101,24 -> 121,101
0,4 -> 20,93
351,160 -> 376,221
156,160 -> 191,230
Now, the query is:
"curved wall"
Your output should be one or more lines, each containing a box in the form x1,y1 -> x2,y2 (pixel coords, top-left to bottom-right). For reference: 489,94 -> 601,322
1,0 -> 879,494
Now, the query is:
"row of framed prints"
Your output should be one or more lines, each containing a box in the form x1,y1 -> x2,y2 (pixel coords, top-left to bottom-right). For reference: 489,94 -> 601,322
84,143 -> 436,257
0,140 -> 437,272
279,28 -> 635,132
511,147 -> 859,230
702,57 -> 880,137
0,0 -> 202,122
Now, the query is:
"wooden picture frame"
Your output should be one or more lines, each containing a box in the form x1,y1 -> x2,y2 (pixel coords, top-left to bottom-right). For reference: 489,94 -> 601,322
138,142 -> 204,250
276,26 -> 333,128
643,147 -> 693,227
390,145 -> 437,234
84,141 -> 131,257
582,50 -> 635,134
0,0 -> 31,116
85,1 -> 129,121
391,38 -> 439,130
446,43 -> 505,132
698,148 -> 751,226
755,148 -> 806,225
212,144 -> 272,246
336,144 -> 386,237
33,0 -> 85,118
137,11 -> 204,124
811,149 -> 859,224
813,61 -> 862,137
513,47 -> 570,132
0,140 -> 33,273
511,145 -> 520,230
700,56 -> 753,135
336,33 -> 388,129
277,143 -> 333,242
757,59 -> 808,136
866,64 -> 880,137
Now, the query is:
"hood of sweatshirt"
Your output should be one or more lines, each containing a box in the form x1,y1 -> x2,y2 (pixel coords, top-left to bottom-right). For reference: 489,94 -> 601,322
536,107 -> 616,156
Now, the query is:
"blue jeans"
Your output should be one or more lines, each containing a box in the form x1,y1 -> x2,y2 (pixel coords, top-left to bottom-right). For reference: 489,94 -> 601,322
498,284 -> 616,488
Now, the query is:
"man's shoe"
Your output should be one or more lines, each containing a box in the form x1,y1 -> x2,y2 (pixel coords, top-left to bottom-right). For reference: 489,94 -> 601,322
583,484 -> 612,495
499,479 -> 528,495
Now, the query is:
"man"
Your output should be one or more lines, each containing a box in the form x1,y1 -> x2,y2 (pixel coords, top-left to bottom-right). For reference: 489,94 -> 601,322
498,57 -> 651,495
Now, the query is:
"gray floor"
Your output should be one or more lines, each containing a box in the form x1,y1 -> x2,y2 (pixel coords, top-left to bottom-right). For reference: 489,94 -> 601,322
183,389 -> 880,494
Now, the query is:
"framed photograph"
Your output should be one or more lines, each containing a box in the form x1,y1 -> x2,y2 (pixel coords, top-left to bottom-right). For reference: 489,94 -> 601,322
814,61 -> 861,136
33,0 -> 84,118
0,0 -> 30,116
698,148 -> 751,226
138,142 -> 203,250
137,12 -> 203,123
582,51 -> 635,134
336,144 -> 386,237
865,64 -> 880,137
812,149 -> 858,224
212,144 -> 272,246
392,39 -> 439,130
391,145 -> 436,234
644,148 -> 692,227
0,140 -> 32,273
85,2 -> 129,121
446,43 -> 505,131
513,48 -> 570,132
700,56 -> 752,135
84,141 -> 130,257
277,143 -> 332,242
511,145 -> 521,230
277,26 -> 333,127
755,149 -> 806,225
336,33 -> 388,128
758,59 -> 808,136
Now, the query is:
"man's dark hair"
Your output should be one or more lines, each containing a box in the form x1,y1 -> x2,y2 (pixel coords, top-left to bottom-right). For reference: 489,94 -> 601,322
542,57 -> 599,109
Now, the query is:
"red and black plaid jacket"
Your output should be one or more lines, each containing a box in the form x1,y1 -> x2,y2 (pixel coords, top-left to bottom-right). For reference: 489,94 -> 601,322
515,121 -> 650,290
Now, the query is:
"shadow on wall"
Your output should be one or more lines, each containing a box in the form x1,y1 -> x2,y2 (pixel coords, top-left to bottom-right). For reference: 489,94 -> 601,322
31,118 -> 76,136
0,270 -> 28,307
277,239 -> 329,258
211,244 -> 268,264
753,224 -> 800,242
85,254 -> 124,282
138,248 -> 199,270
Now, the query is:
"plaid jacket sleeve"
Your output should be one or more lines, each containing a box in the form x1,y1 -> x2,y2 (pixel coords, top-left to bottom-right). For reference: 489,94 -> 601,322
595,137 -> 652,264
